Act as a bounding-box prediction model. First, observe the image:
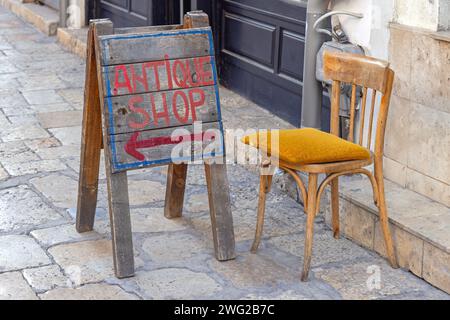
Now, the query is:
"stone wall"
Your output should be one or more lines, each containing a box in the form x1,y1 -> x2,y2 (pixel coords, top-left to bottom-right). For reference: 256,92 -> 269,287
385,23 -> 450,206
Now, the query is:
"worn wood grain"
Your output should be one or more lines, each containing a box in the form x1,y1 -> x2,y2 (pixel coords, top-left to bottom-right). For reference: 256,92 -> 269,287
76,24 -> 103,233
114,24 -> 183,35
99,27 -> 213,66
164,163 -> 188,219
323,50 -> 390,93
105,86 -> 219,135
204,162 -> 236,261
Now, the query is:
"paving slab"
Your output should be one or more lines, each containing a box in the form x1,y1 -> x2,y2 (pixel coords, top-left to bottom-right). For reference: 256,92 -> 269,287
0,272 -> 38,300
0,186 -> 63,233
39,283 -> 139,300
0,235 -> 51,272
22,265 -> 68,293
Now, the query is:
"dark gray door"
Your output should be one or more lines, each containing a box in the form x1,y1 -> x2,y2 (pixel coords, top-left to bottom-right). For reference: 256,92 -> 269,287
95,0 -> 179,28
219,0 -> 307,126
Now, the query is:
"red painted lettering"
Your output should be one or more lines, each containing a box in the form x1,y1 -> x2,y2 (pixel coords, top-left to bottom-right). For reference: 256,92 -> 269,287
172,91 -> 190,124
188,88 -> 206,121
172,60 -> 190,88
130,65 -> 149,93
146,60 -> 165,91
151,93 -> 170,126
128,95 -> 150,129
114,65 -> 133,95
164,54 -> 174,90
195,56 -> 215,86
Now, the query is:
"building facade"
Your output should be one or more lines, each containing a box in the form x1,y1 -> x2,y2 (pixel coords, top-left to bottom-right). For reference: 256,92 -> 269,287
54,0 -> 450,206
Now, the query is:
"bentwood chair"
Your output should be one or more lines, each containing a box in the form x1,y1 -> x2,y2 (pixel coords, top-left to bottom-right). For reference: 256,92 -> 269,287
242,51 -> 399,281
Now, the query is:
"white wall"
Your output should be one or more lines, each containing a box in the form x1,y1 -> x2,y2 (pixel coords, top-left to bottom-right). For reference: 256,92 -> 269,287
331,0 -> 394,59
394,0 -> 440,31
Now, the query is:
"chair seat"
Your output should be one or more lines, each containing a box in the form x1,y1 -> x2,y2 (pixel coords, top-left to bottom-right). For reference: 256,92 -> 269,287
242,128 -> 371,166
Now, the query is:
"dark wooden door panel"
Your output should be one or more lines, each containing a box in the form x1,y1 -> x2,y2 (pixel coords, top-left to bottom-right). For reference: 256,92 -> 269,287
99,0 -> 150,27
96,0 -> 179,28
223,13 -> 276,66
219,0 -> 307,126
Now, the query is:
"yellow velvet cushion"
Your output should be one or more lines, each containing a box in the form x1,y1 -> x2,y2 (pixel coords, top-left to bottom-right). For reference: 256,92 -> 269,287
241,128 -> 371,165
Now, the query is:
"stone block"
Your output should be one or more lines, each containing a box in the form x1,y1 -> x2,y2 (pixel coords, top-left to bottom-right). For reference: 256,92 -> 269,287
48,240 -> 115,285
0,235 -> 51,272
374,221 -> 424,277
22,265 -> 68,293
389,25 -> 412,99
342,203 -> 376,250
37,111 -> 82,129
31,224 -> 103,248
411,32 -> 450,113
131,268 -> 221,299
423,243 -> 450,294
406,168 -> 450,207
384,157 -> 407,187
30,174 -> 78,208
407,102 -> 450,185
0,272 -> 37,300
40,284 -> 139,300
0,186 -> 63,233
384,95 -> 410,165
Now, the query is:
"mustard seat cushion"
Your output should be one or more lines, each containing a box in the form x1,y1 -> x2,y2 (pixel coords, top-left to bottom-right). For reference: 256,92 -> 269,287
241,128 -> 371,165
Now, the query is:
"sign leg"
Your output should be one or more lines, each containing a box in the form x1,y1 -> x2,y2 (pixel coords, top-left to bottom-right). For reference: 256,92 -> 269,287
204,163 -> 236,261
164,164 -> 188,219
76,26 -> 103,233
106,171 -> 135,278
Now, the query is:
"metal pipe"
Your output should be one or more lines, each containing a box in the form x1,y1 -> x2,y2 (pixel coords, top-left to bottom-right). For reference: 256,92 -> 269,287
59,0 -> 68,28
301,0 -> 331,129
180,0 -> 184,23
313,10 -> 363,39
191,0 -> 198,10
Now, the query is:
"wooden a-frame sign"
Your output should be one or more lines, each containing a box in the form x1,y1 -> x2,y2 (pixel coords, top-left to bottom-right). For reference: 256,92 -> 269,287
76,11 -> 236,278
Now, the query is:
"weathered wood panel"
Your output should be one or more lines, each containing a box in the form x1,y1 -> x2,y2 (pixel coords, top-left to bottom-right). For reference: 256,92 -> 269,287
114,24 -> 183,35
99,27 -> 214,66
102,56 -> 216,97
111,121 -> 224,172
106,86 -> 219,135
164,163 -> 188,219
204,162 -> 236,261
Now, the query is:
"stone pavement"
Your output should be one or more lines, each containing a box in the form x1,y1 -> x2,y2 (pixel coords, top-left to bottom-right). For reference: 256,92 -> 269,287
0,6 -> 449,300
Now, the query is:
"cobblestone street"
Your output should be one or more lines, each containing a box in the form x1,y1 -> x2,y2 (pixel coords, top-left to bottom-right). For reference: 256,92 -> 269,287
0,6 -> 449,300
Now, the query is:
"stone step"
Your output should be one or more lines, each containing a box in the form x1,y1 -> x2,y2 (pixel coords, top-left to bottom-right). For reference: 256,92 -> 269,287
57,27 -> 88,58
322,175 -> 450,294
0,0 -> 59,36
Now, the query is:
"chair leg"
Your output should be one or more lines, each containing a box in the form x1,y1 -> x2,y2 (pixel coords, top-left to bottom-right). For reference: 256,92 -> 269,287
301,173 -> 318,281
374,160 -> 399,269
375,179 -> 399,269
331,178 -> 340,239
251,174 -> 272,253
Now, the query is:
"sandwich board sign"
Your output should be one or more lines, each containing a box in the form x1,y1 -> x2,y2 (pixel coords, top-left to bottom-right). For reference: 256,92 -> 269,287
76,12 -> 236,278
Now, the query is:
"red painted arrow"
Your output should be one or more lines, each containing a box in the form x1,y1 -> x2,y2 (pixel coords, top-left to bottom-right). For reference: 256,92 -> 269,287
124,131 -> 216,161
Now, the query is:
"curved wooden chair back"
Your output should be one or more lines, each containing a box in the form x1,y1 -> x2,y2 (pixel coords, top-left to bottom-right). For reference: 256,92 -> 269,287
323,51 -> 395,160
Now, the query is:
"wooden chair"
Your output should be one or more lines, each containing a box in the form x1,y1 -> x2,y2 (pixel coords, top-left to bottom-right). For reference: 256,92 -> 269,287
242,51 -> 399,281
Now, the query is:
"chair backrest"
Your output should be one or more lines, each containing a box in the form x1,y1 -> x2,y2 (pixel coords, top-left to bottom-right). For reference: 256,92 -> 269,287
323,51 -> 395,159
